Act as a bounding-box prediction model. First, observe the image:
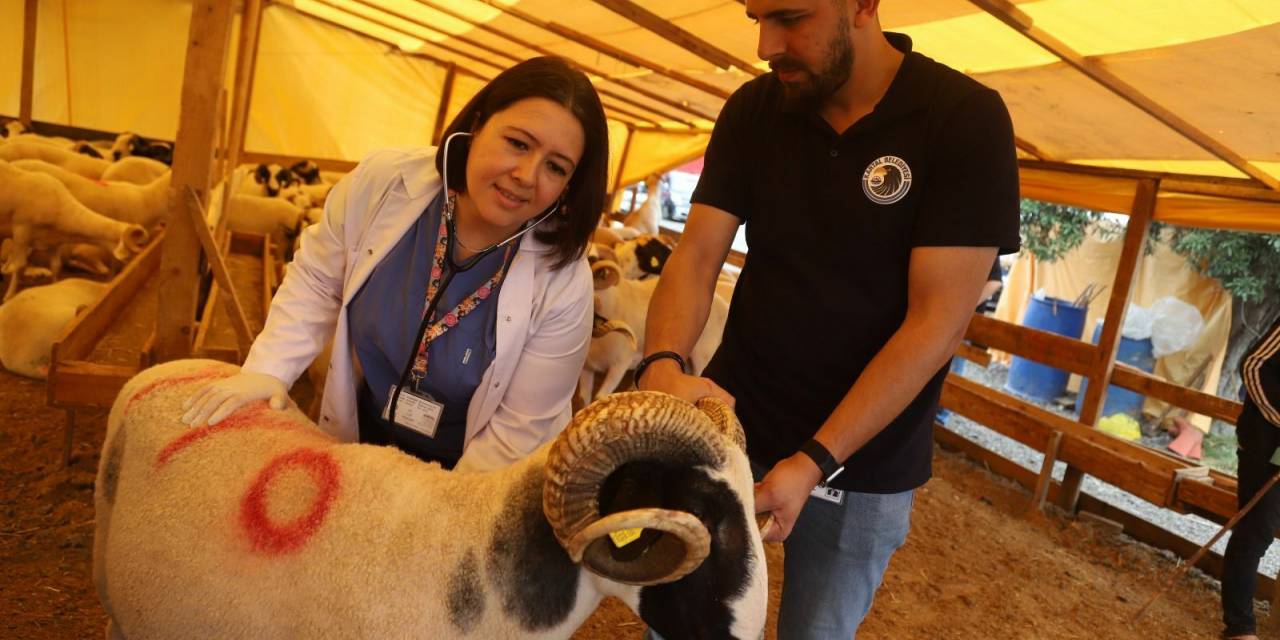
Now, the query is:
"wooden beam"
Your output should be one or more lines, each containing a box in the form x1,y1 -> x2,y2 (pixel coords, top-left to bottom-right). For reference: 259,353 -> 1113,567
1077,179 -> 1158,427
349,0 -> 523,65
431,62 -> 457,146
585,0 -> 761,75
1161,179 -> 1280,205
1030,430 -> 1063,512
227,0 -> 265,174
1013,135 -> 1050,161
239,151 -> 357,173
407,0 -> 721,122
1060,178 -> 1156,510
1019,159 -> 1260,189
612,125 -> 635,194
473,0 -> 732,100
956,342 -> 993,368
312,0 -> 507,75
157,0 -> 236,361
969,0 -> 1279,190
964,313 -> 1097,376
1110,363 -> 1244,426
185,187 -> 255,356
20,0 -> 37,126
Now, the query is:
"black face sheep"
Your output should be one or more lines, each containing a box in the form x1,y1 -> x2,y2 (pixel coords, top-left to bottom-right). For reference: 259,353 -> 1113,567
95,359 -> 768,639
109,132 -> 173,165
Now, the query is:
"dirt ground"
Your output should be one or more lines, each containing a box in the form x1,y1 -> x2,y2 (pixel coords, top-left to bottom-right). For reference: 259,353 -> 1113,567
0,366 -> 1255,639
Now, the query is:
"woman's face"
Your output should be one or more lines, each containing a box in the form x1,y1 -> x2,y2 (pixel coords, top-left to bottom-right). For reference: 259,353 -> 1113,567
463,97 -> 585,233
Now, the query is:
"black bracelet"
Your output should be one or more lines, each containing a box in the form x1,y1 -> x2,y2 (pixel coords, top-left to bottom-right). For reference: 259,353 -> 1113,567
798,439 -> 845,484
633,351 -> 687,389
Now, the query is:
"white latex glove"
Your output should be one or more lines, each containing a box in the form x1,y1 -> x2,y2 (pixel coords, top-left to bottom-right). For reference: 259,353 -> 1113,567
181,371 -> 289,427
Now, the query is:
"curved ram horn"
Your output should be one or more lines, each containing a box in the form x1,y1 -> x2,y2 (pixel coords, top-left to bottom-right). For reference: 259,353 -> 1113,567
543,392 -> 726,585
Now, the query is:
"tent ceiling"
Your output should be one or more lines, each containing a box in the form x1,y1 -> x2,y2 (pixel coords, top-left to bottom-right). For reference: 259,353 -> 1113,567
3,0 -> 1277,197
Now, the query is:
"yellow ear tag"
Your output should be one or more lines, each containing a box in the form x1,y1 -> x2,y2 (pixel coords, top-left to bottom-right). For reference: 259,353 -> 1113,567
609,527 -> 643,548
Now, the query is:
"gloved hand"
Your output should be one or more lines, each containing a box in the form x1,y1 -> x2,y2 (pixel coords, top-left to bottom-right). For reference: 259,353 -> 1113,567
181,371 -> 289,427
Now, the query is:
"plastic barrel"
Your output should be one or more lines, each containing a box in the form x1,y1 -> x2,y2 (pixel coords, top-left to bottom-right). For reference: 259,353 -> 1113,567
1078,321 -> 1156,419
1005,296 -> 1088,402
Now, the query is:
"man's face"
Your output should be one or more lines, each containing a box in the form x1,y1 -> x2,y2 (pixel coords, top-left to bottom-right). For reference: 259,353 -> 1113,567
747,0 -> 855,109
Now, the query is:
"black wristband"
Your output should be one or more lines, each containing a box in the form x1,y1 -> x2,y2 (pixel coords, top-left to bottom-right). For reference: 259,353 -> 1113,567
798,439 -> 845,483
634,351 -> 687,388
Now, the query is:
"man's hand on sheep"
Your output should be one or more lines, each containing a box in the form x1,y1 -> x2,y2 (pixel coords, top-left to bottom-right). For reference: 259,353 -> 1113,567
181,371 -> 289,426
635,358 -> 735,408
753,453 -> 825,543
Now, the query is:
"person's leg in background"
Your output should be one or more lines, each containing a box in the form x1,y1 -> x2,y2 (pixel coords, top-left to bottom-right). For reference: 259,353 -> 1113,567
774,488 -> 914,639
1222,402 -> 1280,639
935,357 -> 965,424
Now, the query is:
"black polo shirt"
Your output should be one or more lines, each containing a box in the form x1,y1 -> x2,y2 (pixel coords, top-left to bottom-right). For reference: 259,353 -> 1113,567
695,33 -> 1021,493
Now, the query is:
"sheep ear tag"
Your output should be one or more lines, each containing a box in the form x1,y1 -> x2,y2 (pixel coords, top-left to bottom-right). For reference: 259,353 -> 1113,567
607,527 -> 663,562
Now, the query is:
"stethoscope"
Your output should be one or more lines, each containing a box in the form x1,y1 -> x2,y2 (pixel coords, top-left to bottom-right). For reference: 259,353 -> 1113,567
386,131 -> 561,427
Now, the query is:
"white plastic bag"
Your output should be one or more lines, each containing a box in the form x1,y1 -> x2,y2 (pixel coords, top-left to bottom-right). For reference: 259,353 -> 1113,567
1150,297 -> 1205,358
1122,303 -> 1154,340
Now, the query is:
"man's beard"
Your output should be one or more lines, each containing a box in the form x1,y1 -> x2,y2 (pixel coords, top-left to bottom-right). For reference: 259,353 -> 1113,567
774,22 -> 854,111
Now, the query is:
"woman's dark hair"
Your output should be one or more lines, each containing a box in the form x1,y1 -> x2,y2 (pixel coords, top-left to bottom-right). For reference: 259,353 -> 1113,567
435,56 -> 609,270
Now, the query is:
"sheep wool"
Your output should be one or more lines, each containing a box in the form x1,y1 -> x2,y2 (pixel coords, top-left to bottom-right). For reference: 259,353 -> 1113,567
0,278 -> 105,379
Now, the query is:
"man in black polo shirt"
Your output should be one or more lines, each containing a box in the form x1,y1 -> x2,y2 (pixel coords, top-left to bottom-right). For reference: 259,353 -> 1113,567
637,0 -> 1020,637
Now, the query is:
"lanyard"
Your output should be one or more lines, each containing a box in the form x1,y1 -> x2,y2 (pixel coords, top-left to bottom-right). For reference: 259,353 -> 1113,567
410,213 -> 515,383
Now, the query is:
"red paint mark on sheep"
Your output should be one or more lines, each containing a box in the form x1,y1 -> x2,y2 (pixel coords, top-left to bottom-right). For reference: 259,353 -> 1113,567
239,448 -> 341,555
153,402 -> 300,468
126,368 -> 230,412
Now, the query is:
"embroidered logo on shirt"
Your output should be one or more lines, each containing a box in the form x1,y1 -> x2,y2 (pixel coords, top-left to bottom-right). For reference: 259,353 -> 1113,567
862,156 -> 912,205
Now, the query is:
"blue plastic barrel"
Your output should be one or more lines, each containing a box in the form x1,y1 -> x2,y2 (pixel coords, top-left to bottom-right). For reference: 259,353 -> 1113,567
1005,296 -> 1088,402
1078,321 -> 1156,419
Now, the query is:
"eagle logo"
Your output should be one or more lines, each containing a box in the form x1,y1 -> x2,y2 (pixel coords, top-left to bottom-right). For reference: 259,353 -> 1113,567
861,155 -> 912,205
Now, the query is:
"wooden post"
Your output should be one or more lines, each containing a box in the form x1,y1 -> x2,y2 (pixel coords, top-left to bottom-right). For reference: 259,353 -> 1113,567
226,0 -> 264,175
431,63 -> 457,146
19,0 -> 37,126
1030,431 -> 1063,513
156,0 -> 236,361
1058,178 -> 1158,512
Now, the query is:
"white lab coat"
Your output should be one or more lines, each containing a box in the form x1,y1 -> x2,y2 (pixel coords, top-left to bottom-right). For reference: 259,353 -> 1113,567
242,147 -> 593,471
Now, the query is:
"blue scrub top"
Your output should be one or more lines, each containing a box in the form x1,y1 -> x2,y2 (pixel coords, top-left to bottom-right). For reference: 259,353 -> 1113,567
347,192 -> 508,465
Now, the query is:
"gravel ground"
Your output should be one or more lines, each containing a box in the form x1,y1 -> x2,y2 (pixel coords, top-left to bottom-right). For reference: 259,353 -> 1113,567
944,359 -> 1280,577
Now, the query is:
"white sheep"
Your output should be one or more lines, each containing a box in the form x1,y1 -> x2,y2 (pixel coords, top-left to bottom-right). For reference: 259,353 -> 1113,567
95,359 -> 768,639
578,315 -> 638,406
0,139 -> 111,178
0,278 -> 105,379
621,174 -> 663,237
583,260 -> 730,399
0,160 -> 147,300
225,194 -> 308,247
11,159 -> 170,229
100,156 -> 170,186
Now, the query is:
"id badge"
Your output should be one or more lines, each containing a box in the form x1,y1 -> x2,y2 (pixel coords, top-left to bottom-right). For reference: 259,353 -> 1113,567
382,385 -> 443,438
810,483 -> 845,505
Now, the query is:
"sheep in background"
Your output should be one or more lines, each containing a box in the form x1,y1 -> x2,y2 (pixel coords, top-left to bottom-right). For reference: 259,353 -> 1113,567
0,140 -> 110,179
289,160 -> 323,185
73,141 -> 106,159
586,259 -> 730,398
1,238 -> 115,282
578,315 -> 638,405
109,132 -> 173,166
1,118 -> 28,139
0,278 -> 105,379
101,156 -> 170,186
226,194 -> 309,248
622,173 -> 663,237
11,159 -> 170,229
0,160 -> 147,300
95,359 -> 767,639
614,234 -> 673,280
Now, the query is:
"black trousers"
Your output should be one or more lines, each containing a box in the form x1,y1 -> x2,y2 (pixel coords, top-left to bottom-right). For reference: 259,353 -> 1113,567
1222,401 -> 1280,636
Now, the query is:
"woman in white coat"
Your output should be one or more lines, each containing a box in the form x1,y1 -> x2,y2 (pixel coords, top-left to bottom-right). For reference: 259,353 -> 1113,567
182,57 -> 607,472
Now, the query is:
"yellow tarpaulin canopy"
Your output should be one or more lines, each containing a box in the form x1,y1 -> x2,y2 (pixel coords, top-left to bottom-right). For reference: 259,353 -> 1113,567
2,0 -> 1278,219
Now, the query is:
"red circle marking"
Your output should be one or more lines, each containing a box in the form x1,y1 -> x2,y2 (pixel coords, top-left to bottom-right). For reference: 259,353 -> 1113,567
239,448 -> 341,555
